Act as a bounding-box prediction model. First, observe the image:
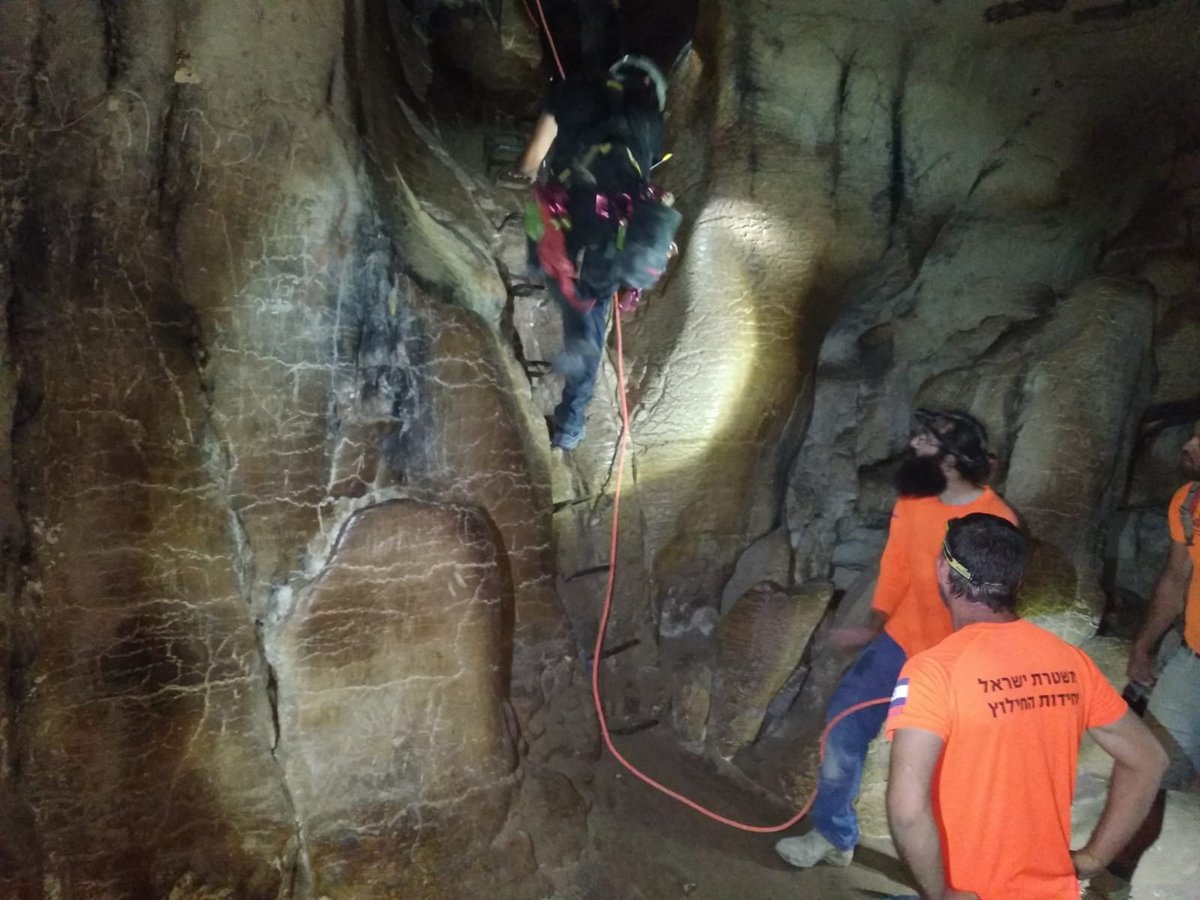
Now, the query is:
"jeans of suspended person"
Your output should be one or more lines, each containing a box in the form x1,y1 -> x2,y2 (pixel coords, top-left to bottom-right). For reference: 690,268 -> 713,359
1147,642 -> 1200,789
813,631 -> 908,852
551,286 -> 611,449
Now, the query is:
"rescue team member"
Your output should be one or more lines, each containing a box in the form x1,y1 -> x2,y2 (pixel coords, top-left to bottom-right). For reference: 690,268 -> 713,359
1088,420 -> 1200,899
512,55 -> 681,451
776,410 -> 1018,869
885,514 -> 1167,900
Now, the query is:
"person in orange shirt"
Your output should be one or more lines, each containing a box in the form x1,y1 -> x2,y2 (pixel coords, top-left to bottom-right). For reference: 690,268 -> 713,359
777,410 -> 1017,869
1129,420 -> 1200,779
885,514 -> 1166,900
1086,420 -> 1200,899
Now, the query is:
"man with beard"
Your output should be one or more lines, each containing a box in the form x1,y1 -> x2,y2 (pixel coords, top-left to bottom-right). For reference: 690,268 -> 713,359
777,409 -> 1018,870
1085,420 -> 1200,899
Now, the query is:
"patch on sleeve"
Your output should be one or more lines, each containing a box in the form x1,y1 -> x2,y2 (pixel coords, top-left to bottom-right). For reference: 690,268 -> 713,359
888,677 -> 910,718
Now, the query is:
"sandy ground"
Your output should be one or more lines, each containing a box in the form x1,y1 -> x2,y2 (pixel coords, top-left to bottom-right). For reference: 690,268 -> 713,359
560,729 -> 915,900
552,722 -> 1200,900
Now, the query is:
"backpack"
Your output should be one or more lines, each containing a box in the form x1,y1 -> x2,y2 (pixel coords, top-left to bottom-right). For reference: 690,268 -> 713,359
530,70 -> 681,310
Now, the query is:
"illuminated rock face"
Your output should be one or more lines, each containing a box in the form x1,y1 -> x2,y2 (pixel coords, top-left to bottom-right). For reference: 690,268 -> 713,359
1,0 -> 1199,896
0,1 -> 572,897
271,500 -> 518,897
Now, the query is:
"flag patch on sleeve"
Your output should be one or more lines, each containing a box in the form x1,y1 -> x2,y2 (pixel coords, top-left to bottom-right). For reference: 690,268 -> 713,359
888,677 -> 909,718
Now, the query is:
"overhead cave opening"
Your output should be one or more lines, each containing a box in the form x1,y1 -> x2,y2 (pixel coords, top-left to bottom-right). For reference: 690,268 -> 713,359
1,0 -> 1199,897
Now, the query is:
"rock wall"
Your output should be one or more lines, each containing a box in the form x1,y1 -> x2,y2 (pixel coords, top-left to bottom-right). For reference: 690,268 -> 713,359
780,2 -> 1199,636
1,0 -> 1198,896
0,1 -> 582,897
271,500 -> 516,897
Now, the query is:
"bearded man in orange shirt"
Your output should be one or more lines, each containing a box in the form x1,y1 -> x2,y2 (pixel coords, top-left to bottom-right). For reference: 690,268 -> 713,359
885,514 -> 1166,900
777,410 -> 1017,869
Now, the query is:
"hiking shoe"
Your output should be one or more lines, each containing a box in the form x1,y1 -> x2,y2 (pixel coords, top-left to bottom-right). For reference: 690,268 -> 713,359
551,428 -> 584,451
495,168 -> 534,191
774,831 -> 853,869
1082,869 -> 1132,900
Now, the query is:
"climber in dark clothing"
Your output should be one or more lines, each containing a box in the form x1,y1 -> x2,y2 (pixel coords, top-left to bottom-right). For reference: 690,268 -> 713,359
516,55 -> 682,450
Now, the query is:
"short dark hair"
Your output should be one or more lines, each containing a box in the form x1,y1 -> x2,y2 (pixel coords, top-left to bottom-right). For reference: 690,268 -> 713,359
914,408 -> 993,485
942,513 -> 1025,612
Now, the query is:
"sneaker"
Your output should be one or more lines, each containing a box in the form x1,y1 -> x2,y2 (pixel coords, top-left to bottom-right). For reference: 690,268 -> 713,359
1082,869 -> 1132,900
774,831 -> 853,869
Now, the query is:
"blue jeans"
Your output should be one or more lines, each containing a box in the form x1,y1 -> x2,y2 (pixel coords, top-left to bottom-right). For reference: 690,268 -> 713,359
813,631 -> 907,851
1148,643 -> 1200,789
551,288 -> 611,446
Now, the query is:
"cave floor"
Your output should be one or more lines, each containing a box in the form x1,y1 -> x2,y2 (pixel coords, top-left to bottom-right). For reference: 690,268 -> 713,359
552,727 -> 1200,900
561,729 -> 913,900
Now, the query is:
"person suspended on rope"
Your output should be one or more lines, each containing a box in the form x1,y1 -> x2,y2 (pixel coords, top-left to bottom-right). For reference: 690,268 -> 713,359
513,54 -> 682,451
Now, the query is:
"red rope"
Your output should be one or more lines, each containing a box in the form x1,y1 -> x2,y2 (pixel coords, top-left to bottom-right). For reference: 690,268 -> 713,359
517,0 -> 895,836
591,305 -> 893,833
523,0 -> 567,80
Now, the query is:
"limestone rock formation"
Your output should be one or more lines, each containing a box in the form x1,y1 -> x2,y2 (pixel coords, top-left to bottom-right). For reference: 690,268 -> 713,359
1102,147 -> 1200,626
0,1 -> 576,896
1,0 -> 1198,896
706,581 -> 832,760
1004,277 -> 1154,641
271,500 -> 516,897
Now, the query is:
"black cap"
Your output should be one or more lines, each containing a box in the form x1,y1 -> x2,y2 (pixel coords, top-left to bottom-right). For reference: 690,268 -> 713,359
914,409 -> 991,478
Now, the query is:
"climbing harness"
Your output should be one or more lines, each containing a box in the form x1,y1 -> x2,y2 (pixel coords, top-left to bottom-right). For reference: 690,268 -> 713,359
523,0 -> 893,834
528,182 -> 590,311
519,0 -> 679,315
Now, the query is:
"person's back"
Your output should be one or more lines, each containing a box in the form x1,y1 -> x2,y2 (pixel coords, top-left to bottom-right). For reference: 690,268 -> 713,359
541,78 -> 612,177
543,59 -> 665,188
518,55 -> 680,450
890,619 -> 1125,897
885,514 -> 1167,900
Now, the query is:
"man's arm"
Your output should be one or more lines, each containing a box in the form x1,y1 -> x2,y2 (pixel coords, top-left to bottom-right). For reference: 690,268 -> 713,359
515,112 -> 559,178
888,728 -> 955,899
1072,710 -> 1169,877
828,608 -> 887,652
1128,540 -> 1191,685
832,504 -> 908,651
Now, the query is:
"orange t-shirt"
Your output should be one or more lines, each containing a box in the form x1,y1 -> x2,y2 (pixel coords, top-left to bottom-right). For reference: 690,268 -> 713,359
885,620 -> 1128,900
1167,482 -> 1200,654
873,488 -> 1018,656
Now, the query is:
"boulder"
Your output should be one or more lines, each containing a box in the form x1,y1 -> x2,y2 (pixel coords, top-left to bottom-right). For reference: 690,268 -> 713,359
1005,277 -> 1155,641
706,581 -> 833,759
